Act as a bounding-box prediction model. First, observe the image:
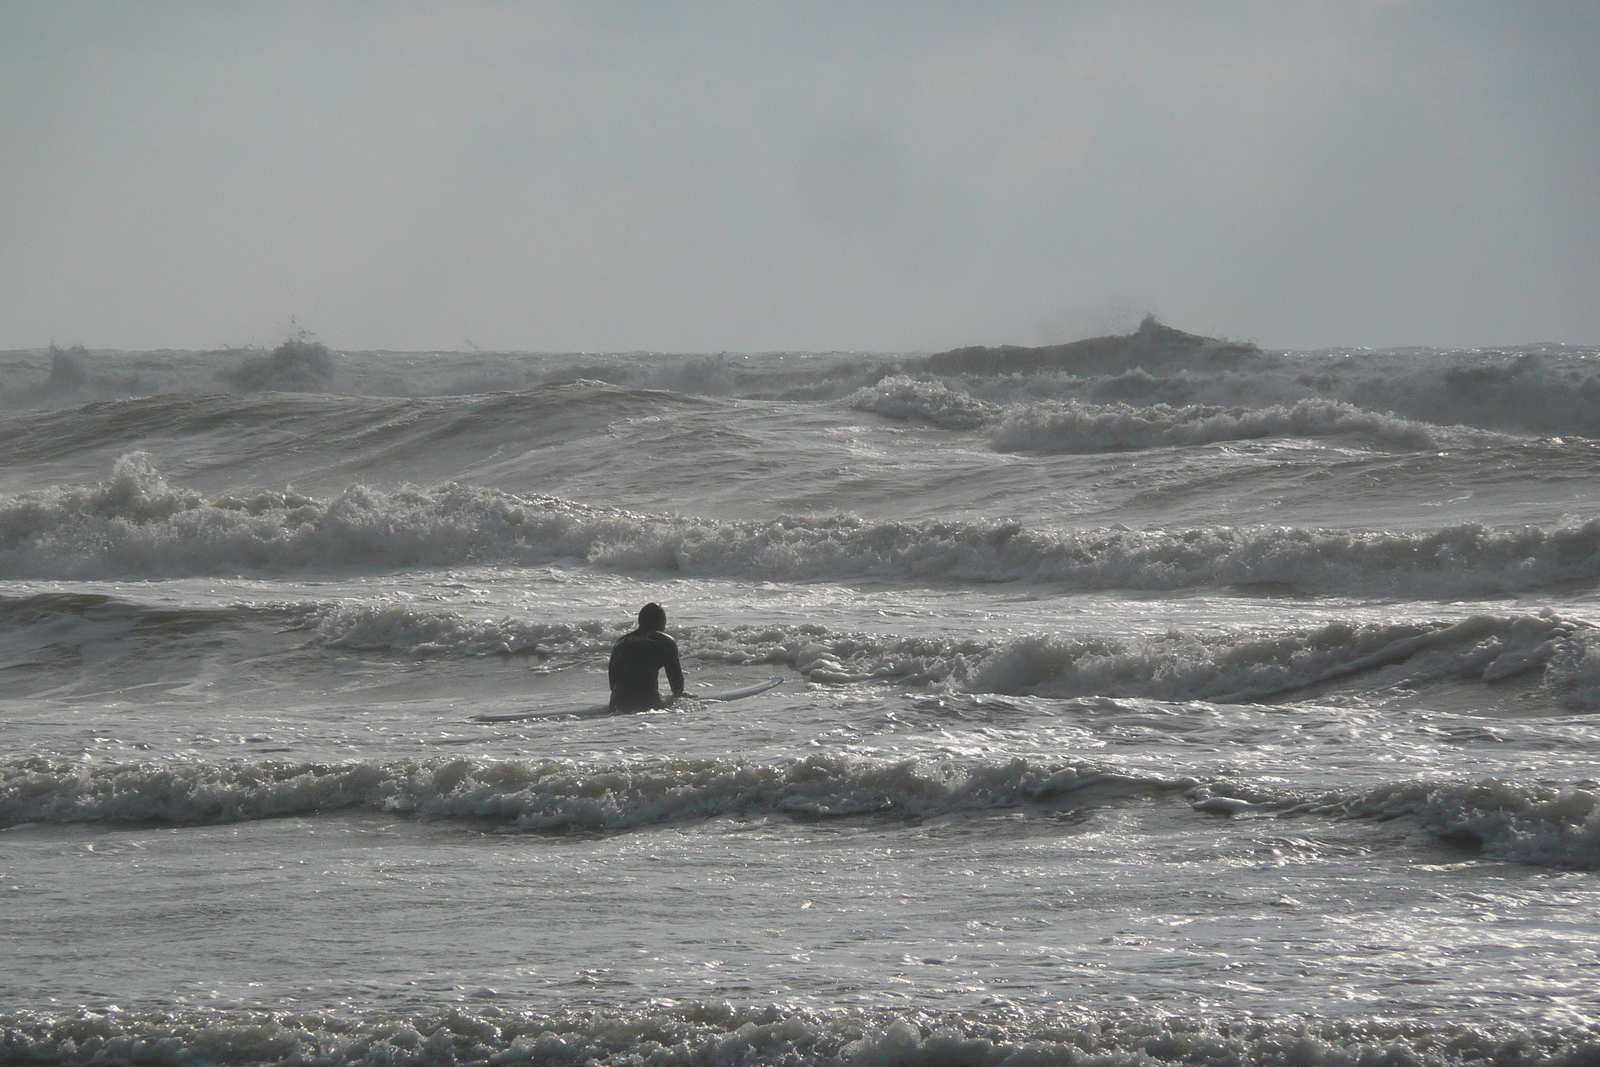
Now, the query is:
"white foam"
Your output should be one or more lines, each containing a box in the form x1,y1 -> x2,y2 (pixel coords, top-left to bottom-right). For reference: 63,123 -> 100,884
847,375 -> 1000,430
0,1003 -> 1580,1067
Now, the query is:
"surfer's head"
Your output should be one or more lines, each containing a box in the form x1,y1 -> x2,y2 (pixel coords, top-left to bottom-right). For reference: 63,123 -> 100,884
638,602 -> 667,631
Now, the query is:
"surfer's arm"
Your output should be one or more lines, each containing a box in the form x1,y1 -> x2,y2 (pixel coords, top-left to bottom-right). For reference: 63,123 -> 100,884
663,638 -> 685,697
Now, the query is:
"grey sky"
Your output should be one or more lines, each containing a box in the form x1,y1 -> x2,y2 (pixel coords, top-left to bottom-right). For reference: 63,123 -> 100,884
2,2 -> 1596,352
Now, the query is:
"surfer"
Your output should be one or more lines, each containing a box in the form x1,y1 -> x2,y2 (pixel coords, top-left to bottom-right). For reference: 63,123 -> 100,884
608,602 -> 685,712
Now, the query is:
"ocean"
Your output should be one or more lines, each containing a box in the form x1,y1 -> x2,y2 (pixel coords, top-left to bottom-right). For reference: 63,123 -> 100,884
3,320 -> 1599,1066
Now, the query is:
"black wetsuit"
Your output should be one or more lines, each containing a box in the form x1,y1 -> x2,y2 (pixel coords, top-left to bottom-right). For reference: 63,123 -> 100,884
608,628 -> 684,712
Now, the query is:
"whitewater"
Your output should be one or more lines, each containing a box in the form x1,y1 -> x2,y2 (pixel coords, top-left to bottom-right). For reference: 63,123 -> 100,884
3,319 -> 1599,1066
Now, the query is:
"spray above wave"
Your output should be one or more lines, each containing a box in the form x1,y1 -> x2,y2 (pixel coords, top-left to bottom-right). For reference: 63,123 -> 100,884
217,335 -> 337,393
4,1003 -> 1587,1067
5,455 -> 1600,596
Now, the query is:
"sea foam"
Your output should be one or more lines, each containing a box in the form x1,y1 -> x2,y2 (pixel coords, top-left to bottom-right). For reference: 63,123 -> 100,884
2,1002 -> 1588,1067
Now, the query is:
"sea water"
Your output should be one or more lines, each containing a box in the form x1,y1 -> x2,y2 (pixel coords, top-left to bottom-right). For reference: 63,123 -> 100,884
2,337 -> 1599,1065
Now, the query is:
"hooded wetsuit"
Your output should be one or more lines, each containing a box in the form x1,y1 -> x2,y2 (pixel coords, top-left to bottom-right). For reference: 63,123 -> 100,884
608,628 -> 684,712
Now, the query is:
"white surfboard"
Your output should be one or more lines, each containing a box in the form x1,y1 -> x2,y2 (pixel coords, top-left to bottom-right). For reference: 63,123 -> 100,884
700,677 -> 784,702
471,677 -> 783,723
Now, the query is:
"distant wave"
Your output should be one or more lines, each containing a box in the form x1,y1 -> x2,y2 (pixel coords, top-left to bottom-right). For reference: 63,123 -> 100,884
218,336 -> 336,392
991,396 -> 1455,452
849,376 -> 1486,451
2,1003 -> 1584,1067
0,379 -> 723,471
5,455 -> 1600,597
6,752 -> 1597,868
6,338 -> 1600,440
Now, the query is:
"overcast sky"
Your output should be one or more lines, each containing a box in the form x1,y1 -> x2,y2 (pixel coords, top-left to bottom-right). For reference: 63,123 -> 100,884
2,2 -> 1596,352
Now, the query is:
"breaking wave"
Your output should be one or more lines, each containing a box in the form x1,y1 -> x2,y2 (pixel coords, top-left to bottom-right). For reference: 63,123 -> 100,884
6,751 -> 1599,868
0,752 -> 1190,833
5,456 -> 1600,596
1193,777 -> 1600,871
847,376 -> 999,431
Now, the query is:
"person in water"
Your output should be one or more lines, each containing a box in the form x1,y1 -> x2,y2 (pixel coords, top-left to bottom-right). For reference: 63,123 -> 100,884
608,602 -> 685,712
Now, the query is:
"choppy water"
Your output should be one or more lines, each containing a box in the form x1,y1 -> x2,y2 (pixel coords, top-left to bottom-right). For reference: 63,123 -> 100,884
3,329 -> 1599,1065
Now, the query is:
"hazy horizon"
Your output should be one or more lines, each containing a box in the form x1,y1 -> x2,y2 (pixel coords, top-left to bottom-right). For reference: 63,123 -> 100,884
3,2 -> 1596,353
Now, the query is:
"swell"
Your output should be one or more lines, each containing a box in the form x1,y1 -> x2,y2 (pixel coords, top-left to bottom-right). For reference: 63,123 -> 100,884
0,381 -> 724,491
6,753 -> 1598,868
2,1003 -> 1587,1067
5,455 -> 1600,596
